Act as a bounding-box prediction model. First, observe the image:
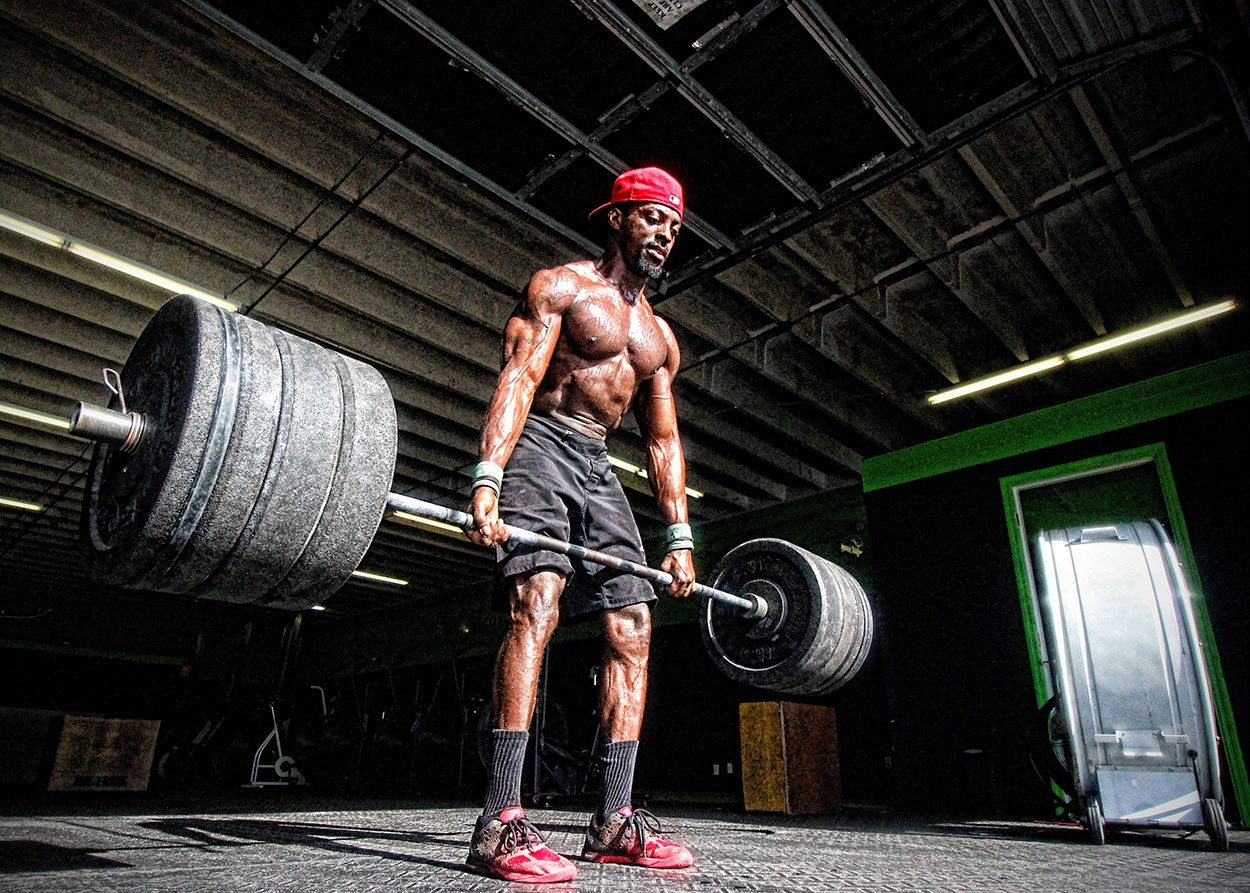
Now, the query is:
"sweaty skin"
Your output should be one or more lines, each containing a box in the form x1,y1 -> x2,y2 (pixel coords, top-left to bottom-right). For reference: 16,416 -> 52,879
466,201 -> 695,739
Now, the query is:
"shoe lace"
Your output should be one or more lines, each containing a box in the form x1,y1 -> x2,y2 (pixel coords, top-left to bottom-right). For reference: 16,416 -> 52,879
617,808 -> 665,852
499,814 -> 546,855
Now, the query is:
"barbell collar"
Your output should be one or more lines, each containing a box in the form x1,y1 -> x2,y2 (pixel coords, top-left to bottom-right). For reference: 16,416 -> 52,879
385,492 -> 763,618
70,402 -> 145,453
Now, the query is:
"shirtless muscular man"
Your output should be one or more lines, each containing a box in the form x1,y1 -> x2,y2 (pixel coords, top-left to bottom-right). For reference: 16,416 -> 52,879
464,168 -> 696,882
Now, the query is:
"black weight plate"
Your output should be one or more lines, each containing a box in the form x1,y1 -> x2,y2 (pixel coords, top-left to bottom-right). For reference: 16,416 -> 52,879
789,562 -> 873,696
806,586 -> 873,695
82,295 -> 231,587
192,326 -> 343,602
149,309 -> 284,592
264,349 -> 396,609
787,558 -> 865,694
700,538 -> 834,692
779,557 -> 861,695
840,587 -> 874,685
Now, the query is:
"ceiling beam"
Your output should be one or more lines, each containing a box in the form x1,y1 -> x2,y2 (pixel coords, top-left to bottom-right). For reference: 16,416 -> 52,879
1068,82 -> 1195,308
660,29 -> 1197,299
787,0 -> 927,148
956,141 -> 1107,335
376,0 -> 732,250
182,0 -> 600,255
307,0 -> 375,73
689,358 -> 864,476
984,0 -> 1053,81
572,0 -> 821,204
519,0 -> 785,204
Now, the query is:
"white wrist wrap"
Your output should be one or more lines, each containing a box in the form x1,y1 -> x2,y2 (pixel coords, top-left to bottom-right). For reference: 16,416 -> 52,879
665,522 -> 693,552
473,460 -> 503,495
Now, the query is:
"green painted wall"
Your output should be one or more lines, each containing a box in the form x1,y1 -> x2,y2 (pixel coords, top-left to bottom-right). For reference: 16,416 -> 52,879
862,351 -> 1250,493
861,354 -> 1250,819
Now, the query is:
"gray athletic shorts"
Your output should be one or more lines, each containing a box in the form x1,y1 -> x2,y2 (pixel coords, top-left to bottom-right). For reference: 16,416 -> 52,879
494,413 -> 656,624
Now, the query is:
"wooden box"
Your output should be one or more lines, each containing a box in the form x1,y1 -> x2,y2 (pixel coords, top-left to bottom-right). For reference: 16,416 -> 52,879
47,716 -> 161,792
739,701 -> 841,814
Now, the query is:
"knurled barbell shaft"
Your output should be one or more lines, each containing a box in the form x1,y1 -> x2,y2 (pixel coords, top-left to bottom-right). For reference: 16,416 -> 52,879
386,492 -> 767,619
68,402 -> 767,620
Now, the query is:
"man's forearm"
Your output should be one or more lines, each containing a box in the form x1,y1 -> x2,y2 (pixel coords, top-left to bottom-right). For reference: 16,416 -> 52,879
647,435 -> 689,526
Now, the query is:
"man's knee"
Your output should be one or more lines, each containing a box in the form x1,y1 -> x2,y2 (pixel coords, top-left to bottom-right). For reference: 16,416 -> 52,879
603,602 -> 651,656
506,570 -> 565,636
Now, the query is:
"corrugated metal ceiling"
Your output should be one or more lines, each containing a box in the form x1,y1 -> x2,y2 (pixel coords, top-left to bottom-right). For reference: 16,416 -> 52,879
0,0 -> 1246,618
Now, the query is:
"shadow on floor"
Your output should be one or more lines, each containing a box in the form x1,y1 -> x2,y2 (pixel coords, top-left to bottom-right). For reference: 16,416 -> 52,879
136,816 -> 470,874
0,840 -> 132,873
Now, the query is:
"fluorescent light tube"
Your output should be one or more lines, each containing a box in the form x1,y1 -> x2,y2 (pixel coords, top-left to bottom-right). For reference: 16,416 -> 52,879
1067,300 -> 1237,360
66,243 -> 237,311
1,206 -> 235,311
928,356 -> 1066,404
609,455 -> 703,498
351,570 -> 409,586
0,210 -> 66,247
609,455 -> 643,475
0,496 -> 44,512
0,401 -> 72,430
393,510 -> 467,537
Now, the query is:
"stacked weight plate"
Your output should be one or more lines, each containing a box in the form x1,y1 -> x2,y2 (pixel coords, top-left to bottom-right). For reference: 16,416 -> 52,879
699,538 -> 873,695
81,295 -> 396,610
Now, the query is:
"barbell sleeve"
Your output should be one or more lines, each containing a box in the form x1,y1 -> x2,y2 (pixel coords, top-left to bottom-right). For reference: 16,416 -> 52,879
385,492 -> 767,619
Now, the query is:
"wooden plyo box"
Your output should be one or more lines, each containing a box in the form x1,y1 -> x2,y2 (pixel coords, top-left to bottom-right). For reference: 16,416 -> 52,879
739,701 -> 841,814
47,716 -> 161,792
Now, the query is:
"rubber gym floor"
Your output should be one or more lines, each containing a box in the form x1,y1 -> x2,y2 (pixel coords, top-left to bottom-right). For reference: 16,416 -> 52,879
1,792 -> 1245,892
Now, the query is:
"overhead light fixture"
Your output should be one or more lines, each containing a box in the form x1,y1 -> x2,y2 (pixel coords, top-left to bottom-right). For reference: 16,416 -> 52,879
0,496 -> 44,512
928,357 -> 1066,405
66,244 -> 236,311
608,455 -> 704,499
0,210 -> 65,247
393,510 -> 467,537
929,299 -> 1238,404
1066,300 -> 1236,360
0,401 -> 72,431
0,208 -> 236,311
309,604 -> 327,611
351,570 -> 409,586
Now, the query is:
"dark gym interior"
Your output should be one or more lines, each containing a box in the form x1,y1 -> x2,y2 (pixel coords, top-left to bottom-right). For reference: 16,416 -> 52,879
1,1 -> 1248,889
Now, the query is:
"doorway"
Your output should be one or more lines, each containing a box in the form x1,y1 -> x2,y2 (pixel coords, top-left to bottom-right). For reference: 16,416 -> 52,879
1000,443 -> 1246,824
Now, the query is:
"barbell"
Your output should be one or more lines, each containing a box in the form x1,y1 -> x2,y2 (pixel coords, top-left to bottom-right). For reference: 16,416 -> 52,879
71,295 -> 872,695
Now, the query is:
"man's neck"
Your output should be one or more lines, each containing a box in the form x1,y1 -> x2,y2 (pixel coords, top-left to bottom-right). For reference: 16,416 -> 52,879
594,252 -> 648,304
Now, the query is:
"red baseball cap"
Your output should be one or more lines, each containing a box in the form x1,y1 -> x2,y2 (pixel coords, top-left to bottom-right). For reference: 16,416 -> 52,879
588,167 -> 684,219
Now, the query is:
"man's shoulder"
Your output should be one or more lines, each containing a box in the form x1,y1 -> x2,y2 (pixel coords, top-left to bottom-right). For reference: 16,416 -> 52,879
534,259 -> 599,285
526,261 -> 600,305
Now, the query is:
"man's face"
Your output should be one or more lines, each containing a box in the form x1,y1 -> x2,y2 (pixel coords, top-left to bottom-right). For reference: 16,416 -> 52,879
614,202 -> 682,278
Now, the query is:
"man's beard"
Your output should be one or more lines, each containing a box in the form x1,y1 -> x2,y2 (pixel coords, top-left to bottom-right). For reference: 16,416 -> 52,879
631,240 -> 666,279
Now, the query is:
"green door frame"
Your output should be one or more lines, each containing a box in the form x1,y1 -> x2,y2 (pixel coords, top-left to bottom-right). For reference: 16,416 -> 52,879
1000,442 -> 1248,817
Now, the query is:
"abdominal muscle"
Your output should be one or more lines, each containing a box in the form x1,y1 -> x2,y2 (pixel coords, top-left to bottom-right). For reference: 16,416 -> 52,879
531,351 -> 642,440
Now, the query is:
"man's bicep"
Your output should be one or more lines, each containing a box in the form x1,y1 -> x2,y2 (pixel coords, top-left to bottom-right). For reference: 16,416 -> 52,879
636,370 -> 679,440
501,270 -> 570,367
657,316 -> 682,380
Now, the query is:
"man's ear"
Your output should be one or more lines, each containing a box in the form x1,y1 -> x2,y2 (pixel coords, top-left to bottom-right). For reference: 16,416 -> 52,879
606,205 -> 624,233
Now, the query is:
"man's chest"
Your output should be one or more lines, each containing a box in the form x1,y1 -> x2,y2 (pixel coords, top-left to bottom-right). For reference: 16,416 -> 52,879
563,293 -> 668,374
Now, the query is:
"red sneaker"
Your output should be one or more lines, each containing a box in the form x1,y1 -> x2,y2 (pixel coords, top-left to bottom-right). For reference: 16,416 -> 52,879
466,806 -> 578,883
581,807 -> 693,868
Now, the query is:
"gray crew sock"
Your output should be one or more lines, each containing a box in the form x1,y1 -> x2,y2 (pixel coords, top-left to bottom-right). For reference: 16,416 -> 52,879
483,729 -> 529,817
597,739 -> 639,821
